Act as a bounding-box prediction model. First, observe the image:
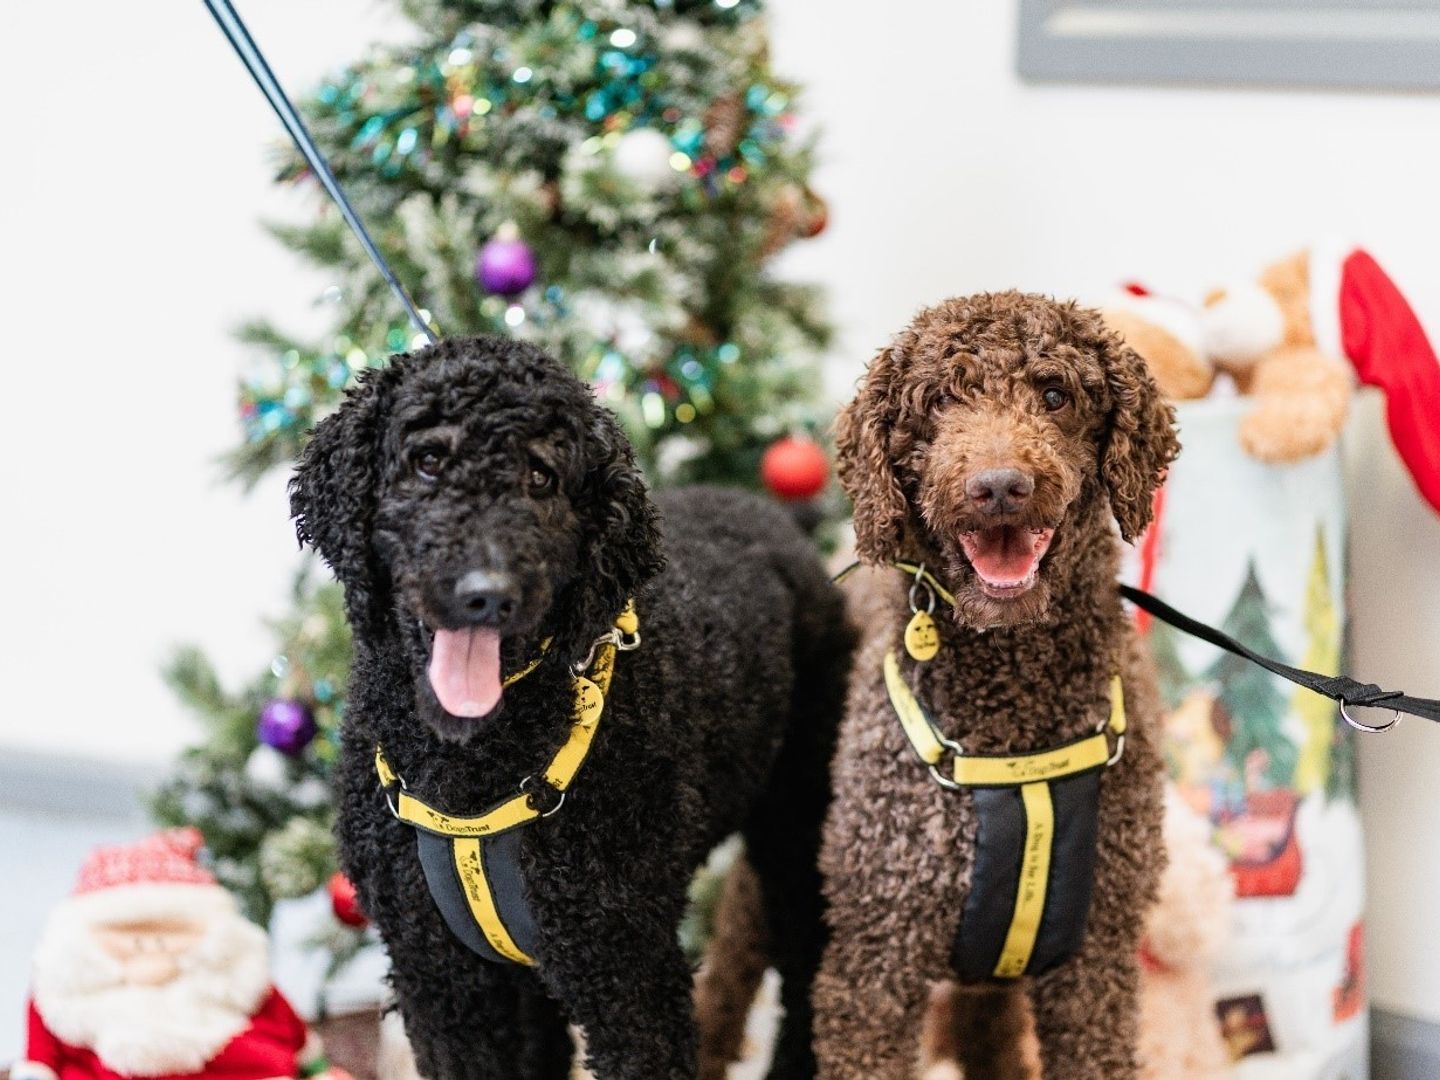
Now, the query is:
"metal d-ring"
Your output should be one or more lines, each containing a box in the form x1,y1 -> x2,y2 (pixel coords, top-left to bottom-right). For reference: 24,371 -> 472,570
927,732 -> 964,791
928,763 -> 963,791
382,771 -> 409,820
1094,715 -> 1127,766
1106,733 -> 1126,766
1340,699 -> 1403,734
519,775 -> 567,817
909,564 -> 937,615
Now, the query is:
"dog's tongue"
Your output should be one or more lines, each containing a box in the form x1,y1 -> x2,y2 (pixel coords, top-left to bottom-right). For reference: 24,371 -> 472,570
961,526 -> 1055,588
428,627 -> 503,719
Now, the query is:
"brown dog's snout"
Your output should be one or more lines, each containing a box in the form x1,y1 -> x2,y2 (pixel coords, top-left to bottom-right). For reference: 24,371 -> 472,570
965,467 -> 1035,516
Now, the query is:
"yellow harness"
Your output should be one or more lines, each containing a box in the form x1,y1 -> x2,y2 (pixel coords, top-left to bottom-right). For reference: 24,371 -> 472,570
374,602 -> 638,966
838,561 -> 1127,981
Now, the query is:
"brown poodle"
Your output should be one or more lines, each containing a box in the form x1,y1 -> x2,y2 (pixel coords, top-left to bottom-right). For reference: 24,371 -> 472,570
813,292 -> 1178,1079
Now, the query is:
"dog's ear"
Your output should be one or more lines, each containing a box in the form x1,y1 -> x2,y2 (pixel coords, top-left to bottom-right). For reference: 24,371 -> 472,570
571,401 -> 664,640
290,365 -> 399,631
835,345 -> 909,563
1099,335 -> 1180,542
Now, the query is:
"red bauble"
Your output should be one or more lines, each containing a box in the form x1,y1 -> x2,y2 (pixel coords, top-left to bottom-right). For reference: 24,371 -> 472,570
329,871 -> 367,928
761,436 -> 829,500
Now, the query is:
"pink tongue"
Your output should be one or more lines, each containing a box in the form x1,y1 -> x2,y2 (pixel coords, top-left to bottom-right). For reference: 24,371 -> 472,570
963,527 -> 1052,586
427,627 -> 503,718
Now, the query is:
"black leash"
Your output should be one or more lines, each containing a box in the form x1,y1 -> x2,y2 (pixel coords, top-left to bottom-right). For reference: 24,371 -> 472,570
838,561 -> 1437,734
1121,585 -> 1440,733
201,0 -> 439,344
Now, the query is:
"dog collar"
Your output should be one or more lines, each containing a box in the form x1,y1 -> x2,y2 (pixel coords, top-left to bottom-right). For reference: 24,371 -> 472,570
374,600 -> 639,966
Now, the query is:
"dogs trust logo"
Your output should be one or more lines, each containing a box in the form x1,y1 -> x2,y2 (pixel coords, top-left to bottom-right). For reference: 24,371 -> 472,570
1006,756 -> 1071,781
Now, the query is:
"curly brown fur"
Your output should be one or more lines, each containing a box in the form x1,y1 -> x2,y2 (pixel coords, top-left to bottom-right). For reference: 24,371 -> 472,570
815,293 -> 1176,1079
291,336 -> 852,1080
919,982 -> 1040,1080
696,855 -> 772,1080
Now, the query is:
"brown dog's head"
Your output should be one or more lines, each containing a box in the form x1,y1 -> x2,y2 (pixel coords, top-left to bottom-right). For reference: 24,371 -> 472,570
835,292 -> 1178,628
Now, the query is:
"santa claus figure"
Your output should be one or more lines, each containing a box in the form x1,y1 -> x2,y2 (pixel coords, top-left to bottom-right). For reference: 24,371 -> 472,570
14,828 -> 347,1080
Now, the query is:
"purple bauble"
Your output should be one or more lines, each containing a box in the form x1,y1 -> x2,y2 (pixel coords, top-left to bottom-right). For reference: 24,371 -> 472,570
256,698 -> 317,757
476,230 -> 537,297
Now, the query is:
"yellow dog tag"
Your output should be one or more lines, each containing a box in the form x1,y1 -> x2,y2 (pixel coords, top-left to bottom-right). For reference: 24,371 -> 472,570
574,676 -> 605,726
905,610 -> 939,662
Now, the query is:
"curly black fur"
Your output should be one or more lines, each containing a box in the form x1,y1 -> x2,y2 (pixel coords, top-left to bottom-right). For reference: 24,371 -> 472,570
291,336 -> 853,1079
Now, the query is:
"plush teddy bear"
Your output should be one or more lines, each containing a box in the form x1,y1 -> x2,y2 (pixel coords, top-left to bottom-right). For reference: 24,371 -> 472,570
1200,249 -> 1354,464
1102,286 -> 1215,403
1205,243 -> 1440,511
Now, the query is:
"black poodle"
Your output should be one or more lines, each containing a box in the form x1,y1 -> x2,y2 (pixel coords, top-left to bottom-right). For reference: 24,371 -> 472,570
290,335 -> 852,1080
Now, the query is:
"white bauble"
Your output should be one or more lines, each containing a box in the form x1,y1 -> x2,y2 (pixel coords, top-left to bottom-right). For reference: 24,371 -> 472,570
245,744 -> 291,791
663,21 -> 706,53
612,128 -> 678,190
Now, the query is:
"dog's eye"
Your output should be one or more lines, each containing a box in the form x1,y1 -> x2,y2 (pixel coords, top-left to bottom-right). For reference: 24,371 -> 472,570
413,447 -> 447,480
1041,386 -> 1070,412
528,464 -> 556,495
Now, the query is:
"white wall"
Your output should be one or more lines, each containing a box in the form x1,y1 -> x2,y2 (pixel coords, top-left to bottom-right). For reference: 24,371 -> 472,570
0,1 -> 410,764
1,0 -> 1436,1022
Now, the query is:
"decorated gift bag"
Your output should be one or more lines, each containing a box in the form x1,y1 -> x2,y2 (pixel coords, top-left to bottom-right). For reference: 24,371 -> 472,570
1129,398 -> 1366,1080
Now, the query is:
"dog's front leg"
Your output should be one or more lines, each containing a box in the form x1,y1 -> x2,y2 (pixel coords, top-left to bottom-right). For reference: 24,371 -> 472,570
389,953 -> 558,1080
1026,728 -> 1162,1079
1026,922 -> 1142,1080
811,716 -> 966,1079
540,925 -> 699,1080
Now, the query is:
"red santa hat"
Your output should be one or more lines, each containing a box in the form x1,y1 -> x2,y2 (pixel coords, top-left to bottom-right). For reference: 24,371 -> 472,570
74,827 -> 214,893
61,827 -> 238,928
1309,242 -> 1440,515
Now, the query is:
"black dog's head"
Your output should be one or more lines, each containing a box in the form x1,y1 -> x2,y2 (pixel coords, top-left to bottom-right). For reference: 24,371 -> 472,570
291,336 -> 663,742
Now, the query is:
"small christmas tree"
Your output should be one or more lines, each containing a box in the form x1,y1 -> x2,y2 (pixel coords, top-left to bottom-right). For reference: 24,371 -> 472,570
1207,561 -> 1298,791
157,0 -> 834,969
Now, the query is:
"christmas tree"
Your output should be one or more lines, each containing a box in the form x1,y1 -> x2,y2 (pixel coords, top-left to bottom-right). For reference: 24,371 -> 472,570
155,0 -> 833,962
1207,561 -> 1298,791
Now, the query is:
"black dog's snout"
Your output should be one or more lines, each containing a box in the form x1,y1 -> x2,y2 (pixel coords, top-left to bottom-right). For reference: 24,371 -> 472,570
451,570 -> 518,624
966,467 -> 1035,515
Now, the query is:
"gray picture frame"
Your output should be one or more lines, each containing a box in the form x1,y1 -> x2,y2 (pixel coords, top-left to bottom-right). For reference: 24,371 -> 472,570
1017,0 -> 1440,91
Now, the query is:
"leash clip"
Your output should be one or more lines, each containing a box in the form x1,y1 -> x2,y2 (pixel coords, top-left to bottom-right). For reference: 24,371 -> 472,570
572,625 -> 643,676
573,630 -> 618,675
908,563 -> 937,615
